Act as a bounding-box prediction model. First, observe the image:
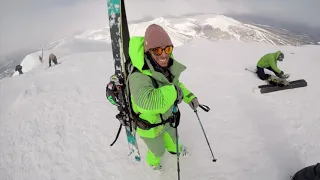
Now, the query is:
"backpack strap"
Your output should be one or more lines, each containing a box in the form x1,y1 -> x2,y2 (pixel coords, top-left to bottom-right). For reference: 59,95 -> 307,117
126,60 -> 179,129
127,59 -> 159,89
149,76 -> 158,88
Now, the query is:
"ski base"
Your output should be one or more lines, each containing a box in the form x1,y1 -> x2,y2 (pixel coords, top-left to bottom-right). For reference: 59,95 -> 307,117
125,128 -> 141,162
259,79 -> 307,94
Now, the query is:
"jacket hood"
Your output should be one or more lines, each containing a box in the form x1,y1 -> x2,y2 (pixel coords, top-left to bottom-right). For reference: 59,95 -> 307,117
275,50 -> 282,61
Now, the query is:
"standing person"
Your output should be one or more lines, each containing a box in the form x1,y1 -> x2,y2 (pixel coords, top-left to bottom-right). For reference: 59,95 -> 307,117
106,24 -> 200,171
256,50 -> 290,86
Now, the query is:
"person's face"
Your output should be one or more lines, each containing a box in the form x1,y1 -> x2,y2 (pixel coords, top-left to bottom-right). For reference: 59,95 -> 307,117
149,46 -> 173,67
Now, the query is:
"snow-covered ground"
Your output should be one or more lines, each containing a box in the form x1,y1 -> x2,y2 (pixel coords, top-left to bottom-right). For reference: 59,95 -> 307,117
0,38 -> 319,180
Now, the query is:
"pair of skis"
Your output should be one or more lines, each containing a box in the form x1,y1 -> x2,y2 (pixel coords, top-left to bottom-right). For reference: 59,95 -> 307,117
258,79 -> 307,94
107,0 -> 141,162
245,68 -> 308,94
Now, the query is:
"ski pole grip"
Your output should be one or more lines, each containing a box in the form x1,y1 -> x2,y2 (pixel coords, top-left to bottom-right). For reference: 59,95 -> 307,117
199,104 -> 210,112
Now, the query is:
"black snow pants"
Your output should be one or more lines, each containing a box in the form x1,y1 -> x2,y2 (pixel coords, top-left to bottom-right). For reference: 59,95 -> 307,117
256,66 -> 279,80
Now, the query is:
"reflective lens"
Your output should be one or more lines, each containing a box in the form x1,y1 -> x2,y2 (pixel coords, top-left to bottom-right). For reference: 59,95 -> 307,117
151,46 -> 173,56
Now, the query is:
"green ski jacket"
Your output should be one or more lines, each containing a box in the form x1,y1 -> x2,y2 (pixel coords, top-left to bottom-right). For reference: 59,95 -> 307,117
128,36 -> 196,138
257,51 -> 283,74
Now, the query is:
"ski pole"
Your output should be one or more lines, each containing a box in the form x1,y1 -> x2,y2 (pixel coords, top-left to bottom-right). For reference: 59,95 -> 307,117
245,68 -> 256,74
195,104 -> 217,162
173,105 -> 181,180
175,127 -> 180,180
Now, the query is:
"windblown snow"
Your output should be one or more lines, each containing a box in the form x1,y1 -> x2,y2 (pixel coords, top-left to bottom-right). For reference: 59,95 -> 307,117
1,35 -> 319,180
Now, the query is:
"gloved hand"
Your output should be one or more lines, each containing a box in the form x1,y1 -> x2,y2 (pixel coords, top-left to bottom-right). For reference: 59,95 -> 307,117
174,85 -> 184,104
282,73 -> 290,79
106,75 -> 121,106
106,82 -> 119,106
278,71 -> 290,79
188,97 -> 199,111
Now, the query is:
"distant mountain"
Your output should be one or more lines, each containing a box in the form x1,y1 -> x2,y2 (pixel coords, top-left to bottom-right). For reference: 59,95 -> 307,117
70,13 -> 319,47
225,13 -> 320,45
2,13 -> 319,80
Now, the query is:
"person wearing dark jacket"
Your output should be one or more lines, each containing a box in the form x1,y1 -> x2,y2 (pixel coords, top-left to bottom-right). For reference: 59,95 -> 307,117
49,54 -> 58,67
292,163 -> 320,180
15,64 -> 23,75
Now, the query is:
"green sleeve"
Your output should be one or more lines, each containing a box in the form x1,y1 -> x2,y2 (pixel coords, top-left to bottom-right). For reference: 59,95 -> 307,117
177,82 -> 196,104
268,57 -> 282,74
128,72 -> 177,114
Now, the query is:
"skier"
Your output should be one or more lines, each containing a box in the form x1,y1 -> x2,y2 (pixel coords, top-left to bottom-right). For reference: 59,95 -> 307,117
15,64 -> 23,75
256,50 -> 290,86
106,24 -> 200,171
291,163 -> 320,180
49,53 -> 58,67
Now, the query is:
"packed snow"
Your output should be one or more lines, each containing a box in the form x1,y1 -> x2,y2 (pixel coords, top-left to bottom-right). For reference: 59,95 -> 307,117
1,34 -> 319,180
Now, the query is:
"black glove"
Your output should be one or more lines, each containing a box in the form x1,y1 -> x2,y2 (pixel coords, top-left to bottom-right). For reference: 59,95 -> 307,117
277,71 -> 290,79
276,71 -> 284,77
174,85 -> 184,104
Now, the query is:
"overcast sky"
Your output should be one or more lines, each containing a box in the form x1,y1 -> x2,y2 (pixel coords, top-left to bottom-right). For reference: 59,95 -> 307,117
0,0 -> 319,60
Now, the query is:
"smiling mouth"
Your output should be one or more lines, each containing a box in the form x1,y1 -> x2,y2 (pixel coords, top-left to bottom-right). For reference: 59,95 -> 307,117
159,58 -> 168,62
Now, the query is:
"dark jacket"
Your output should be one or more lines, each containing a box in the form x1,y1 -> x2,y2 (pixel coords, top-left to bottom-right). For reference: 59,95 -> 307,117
292,163 -> 320,180
49,54 -> 58,66
15,65 -> 23,74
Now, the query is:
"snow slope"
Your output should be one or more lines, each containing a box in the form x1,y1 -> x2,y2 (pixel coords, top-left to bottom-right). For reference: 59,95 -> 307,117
11,13 -> 318,77
1,38 -> 320,180
12,37 -> 111,76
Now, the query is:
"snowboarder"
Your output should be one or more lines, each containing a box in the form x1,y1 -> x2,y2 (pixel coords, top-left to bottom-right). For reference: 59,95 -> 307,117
291,163 -> 320,180
49,53 -> 58,67
256,50 -> 290,86
15,64 -> 23,75
106,24 -> 200,171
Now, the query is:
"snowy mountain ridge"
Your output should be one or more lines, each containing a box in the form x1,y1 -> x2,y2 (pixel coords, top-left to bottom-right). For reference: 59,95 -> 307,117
5,13 -> 319,78
70,14 -> 317,47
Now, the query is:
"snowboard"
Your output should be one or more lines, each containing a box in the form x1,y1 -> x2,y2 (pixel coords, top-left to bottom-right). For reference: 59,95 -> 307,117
107,0 -> 141,162
259,79 -> 307,94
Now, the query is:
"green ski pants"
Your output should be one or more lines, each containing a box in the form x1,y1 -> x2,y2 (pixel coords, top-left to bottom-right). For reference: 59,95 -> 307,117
140,126 -> 181,166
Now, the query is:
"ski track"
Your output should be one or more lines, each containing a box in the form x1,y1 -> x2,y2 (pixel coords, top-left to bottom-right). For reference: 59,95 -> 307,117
0,39 -> 320,180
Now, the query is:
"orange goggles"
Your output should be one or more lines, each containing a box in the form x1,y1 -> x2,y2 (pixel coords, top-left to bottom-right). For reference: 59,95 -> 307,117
151,46 -> 173,56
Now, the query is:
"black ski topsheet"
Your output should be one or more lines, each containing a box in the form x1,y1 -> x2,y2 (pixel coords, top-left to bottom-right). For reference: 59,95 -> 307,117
121,0 -> 130,62
258,79 -> 307,89
260,79 -> 307,94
